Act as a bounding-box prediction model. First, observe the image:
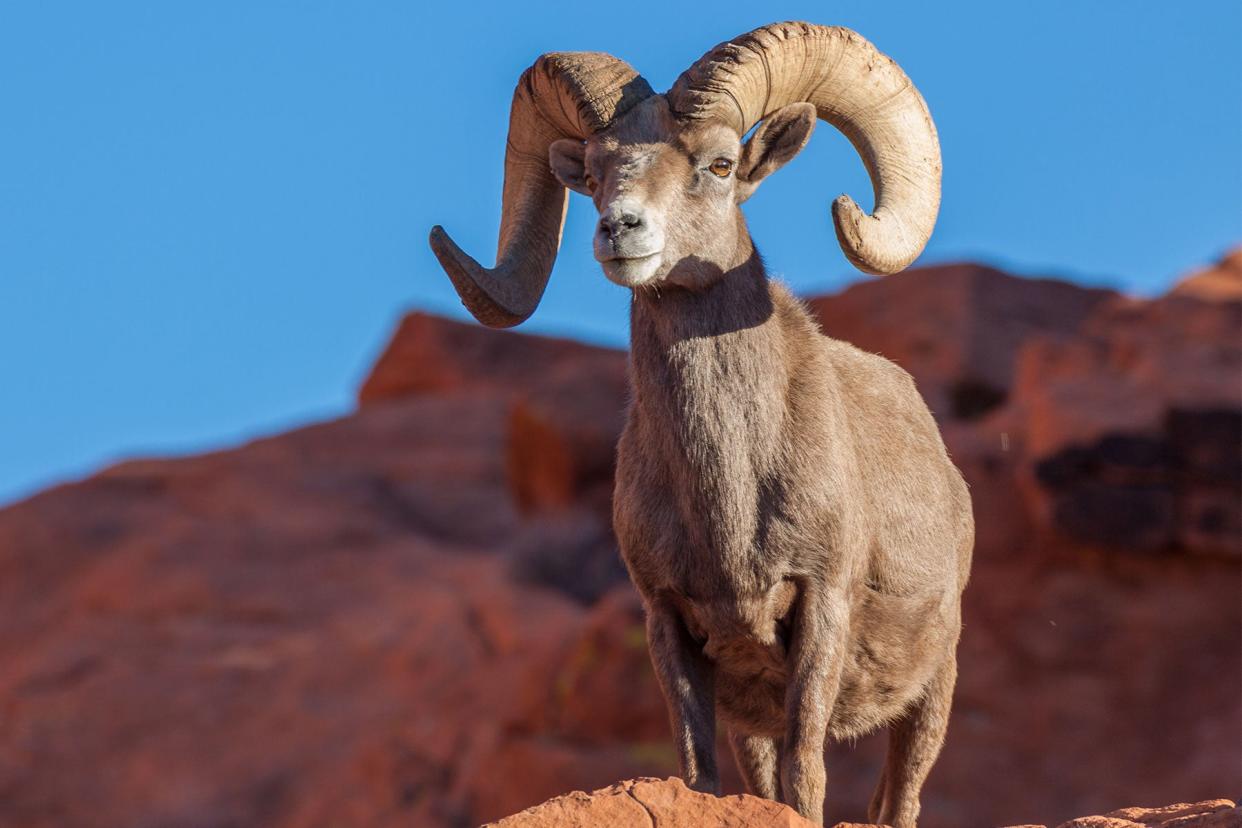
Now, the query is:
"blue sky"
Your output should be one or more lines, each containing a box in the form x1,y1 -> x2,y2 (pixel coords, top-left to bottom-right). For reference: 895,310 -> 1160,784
2,2 -> 1240,504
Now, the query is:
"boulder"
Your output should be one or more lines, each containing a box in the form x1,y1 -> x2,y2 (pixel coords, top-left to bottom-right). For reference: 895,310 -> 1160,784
807,263 -> 1114,420
1170,247 -> 1242,302
485,777 -> 816,828
1006,290 -> 1241,556
360,311 -> 629,518
1058,799 -> 1242,828
358,312 -> 623,405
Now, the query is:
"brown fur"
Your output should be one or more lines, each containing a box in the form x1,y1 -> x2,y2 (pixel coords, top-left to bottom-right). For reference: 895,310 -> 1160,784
549,96 -> 973,827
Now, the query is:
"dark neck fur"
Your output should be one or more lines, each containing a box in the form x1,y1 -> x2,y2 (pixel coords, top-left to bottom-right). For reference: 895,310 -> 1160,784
628,250 -> 790,456
630,251 -> 774,352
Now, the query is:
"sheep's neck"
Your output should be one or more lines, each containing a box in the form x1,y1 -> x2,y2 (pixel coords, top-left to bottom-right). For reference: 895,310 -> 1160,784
629,251 -> 787,427
627,253 -> 790,573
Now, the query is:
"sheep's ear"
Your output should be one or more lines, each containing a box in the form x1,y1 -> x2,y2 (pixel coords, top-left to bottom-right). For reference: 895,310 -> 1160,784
736,102 -> 816,203
549,139 -> 592,196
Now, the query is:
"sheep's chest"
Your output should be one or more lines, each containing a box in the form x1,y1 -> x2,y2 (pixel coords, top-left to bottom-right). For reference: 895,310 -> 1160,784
614,407 -> 832,587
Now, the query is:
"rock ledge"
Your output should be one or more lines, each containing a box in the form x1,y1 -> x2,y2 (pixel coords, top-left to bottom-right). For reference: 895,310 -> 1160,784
485,776 -> 815,827
486,779 -> 1241,828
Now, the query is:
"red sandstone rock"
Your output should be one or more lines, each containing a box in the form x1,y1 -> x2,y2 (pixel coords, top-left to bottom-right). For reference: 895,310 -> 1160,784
1171,248 -> 1242,302
1055,799 -> 1242,828
486,777 -> 817,827
361,311 -> 629,519
807,263 -> 1114,420
486,783 -> 653,827
503,360 -> 628,520
507,399 -> 578,512
1009,291 -> 1241,459
1005,290 -> 1241,557
1103,800 -> 1239,823
486,785 -> 1240,828
358,311 -> 623,405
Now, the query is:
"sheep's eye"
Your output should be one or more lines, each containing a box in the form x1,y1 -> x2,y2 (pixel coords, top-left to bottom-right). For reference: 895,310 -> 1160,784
708,158 -> 733,178
584,175 -> 598,193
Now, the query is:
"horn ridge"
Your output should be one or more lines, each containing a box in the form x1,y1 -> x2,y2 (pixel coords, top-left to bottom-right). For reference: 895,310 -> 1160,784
430,52 -> 653,328
668,22 -> 941,275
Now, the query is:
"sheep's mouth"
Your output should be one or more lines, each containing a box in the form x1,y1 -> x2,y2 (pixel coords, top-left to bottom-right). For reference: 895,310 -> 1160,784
596,250 -> 662,264
600,251 -> 664,287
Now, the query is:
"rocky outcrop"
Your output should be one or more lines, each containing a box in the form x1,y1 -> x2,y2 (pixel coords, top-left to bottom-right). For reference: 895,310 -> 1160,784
806,263 -> 1115,421
486,777 -> 816,827
1054,799 -> 1241,828
805,258 -> 1242,560
1171,247 -> 1242,302
0,259 -> 1237,828
358,311 -> 625,406
1005,287 -> 1241,557
487,781 -> 1241,828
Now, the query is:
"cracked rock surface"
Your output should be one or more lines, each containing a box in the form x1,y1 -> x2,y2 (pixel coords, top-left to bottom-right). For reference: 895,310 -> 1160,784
486,777 -> 817,827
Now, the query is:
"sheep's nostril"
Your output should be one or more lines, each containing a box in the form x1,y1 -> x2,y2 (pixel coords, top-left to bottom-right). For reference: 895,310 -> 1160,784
600,209 -> 645,238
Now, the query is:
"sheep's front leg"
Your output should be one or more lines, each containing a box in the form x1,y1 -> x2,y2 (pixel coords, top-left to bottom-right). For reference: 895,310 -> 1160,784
646,597 -> 719,793
781,586 -> 847,825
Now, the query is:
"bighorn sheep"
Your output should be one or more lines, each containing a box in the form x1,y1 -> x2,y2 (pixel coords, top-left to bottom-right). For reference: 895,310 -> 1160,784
428,22 -> 973,827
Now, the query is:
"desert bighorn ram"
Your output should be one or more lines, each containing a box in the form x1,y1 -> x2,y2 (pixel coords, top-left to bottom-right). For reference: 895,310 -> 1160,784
428,21 -> 973,827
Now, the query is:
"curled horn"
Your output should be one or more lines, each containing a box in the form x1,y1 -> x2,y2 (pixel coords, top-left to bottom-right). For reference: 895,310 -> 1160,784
430,53 -> 654,327
668,22 -> 942,275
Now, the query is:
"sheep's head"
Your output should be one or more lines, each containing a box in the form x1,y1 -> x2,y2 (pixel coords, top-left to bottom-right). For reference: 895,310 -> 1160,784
547,97 -> 816,290
430,22 -> 942,327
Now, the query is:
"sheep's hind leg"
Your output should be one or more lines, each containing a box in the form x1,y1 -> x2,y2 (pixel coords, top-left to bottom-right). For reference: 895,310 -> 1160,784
728,730 -> 782,801
878,657 -> 956,828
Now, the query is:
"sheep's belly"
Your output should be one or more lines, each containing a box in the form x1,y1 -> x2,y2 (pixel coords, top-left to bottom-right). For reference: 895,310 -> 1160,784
715,588 -> 954,742
716,664 -> 788,736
